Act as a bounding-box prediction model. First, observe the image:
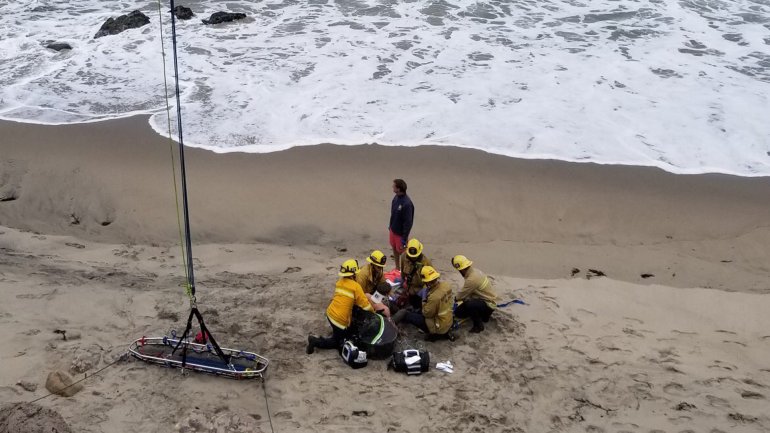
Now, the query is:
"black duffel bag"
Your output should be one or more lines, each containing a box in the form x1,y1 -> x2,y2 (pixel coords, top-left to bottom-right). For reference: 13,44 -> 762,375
391,349 -> 430,375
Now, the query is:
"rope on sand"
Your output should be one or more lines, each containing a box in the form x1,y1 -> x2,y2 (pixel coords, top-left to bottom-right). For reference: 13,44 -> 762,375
28,353 -> 128,404
261,377 -> 276,433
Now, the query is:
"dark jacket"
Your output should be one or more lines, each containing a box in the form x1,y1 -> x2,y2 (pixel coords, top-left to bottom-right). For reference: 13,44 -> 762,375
389,194 -> 414,238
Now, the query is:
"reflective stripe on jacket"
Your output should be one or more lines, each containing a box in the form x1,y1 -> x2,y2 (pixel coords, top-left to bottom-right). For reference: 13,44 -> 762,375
326,278 -> 373,329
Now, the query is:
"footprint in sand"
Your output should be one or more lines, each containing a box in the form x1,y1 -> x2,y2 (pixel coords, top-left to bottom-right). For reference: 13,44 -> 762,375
672,330 -> 698,336
663,382 -> 687,396
622,327 -> 646,338
740,390 -> 765,399
715,329 -> 737,335
668,414 -> 693,425
540,296 -> 560,310
742,378 -> 766,388
708,360 -> 738,371
705,394 -> 731,408
577,308 -> 597,317
657,347 -> 680,360
623,317 -> 644,324
722,340 -> 747,347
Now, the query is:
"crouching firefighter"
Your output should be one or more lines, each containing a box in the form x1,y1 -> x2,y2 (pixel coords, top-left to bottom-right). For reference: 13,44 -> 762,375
452,255 -> 499,333
393,266 -> 455,341
306,259 -> 374,354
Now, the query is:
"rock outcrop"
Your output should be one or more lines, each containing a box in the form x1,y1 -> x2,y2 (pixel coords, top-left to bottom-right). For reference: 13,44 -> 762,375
202,12 -> 246,25
46,42 -> 72,52
94,10 -> 150,38
172,6 -> 194,20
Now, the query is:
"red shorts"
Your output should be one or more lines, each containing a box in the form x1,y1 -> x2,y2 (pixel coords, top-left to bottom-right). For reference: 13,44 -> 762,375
389,229 -> 405,255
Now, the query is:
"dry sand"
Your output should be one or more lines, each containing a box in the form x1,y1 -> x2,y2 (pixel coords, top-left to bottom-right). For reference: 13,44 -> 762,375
1,117 -> 769,432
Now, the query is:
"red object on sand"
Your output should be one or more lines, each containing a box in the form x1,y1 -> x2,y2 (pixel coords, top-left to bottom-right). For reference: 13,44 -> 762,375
194,331 -> 209,344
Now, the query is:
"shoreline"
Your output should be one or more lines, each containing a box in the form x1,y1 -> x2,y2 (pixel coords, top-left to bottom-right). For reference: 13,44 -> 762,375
3,115 -> 769,178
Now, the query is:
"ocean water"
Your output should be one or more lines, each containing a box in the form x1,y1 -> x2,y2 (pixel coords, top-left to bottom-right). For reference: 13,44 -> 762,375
1,0 -> 769,176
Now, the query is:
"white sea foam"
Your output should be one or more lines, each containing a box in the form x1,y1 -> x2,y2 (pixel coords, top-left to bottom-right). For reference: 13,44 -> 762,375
1,0 -> 769,176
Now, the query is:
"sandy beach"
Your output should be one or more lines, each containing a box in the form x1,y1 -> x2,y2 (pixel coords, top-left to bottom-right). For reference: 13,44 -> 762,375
1,117 -> 769,432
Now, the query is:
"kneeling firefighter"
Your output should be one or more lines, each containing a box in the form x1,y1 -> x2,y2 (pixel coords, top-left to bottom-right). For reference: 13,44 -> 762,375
306,259 -> 374,354
356,250 -> 392,317
393,265 -> 455,341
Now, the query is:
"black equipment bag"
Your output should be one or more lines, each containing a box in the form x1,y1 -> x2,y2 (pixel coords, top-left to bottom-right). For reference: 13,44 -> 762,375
352,308 -> 398,360
391,349 -> 430,375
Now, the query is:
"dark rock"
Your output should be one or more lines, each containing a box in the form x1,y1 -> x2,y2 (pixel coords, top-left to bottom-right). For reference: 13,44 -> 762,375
640,273 -> 654,279
46,42 -> 72,52
94,10 -> 150,39
202,12 -> 247,25
570,267 -> 580,277
587,269 -> 606,277
172,6 -> 194,20
31,5 -> 57,13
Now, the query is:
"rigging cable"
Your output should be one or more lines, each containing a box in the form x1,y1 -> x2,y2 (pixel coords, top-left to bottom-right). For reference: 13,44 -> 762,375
168,0 -> 197,302
155,0 -> 190,290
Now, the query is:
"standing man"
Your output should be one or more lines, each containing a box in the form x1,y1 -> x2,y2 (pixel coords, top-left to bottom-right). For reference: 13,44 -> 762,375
389,178 -> 414,270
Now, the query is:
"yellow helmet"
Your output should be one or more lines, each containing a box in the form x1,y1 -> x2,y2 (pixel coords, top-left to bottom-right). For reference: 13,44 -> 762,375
338,259 -> 360,277
405,238 -> 423,258
451,255 -> 473,271
420,265 -> 440,283
366,250 -> 387,267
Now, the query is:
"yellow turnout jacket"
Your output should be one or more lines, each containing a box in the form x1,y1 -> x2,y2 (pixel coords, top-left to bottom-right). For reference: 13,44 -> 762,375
326,277 -> 373,329
423,281 -> 453,334
355,263 -> 384,295
457,267 -> 498,309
